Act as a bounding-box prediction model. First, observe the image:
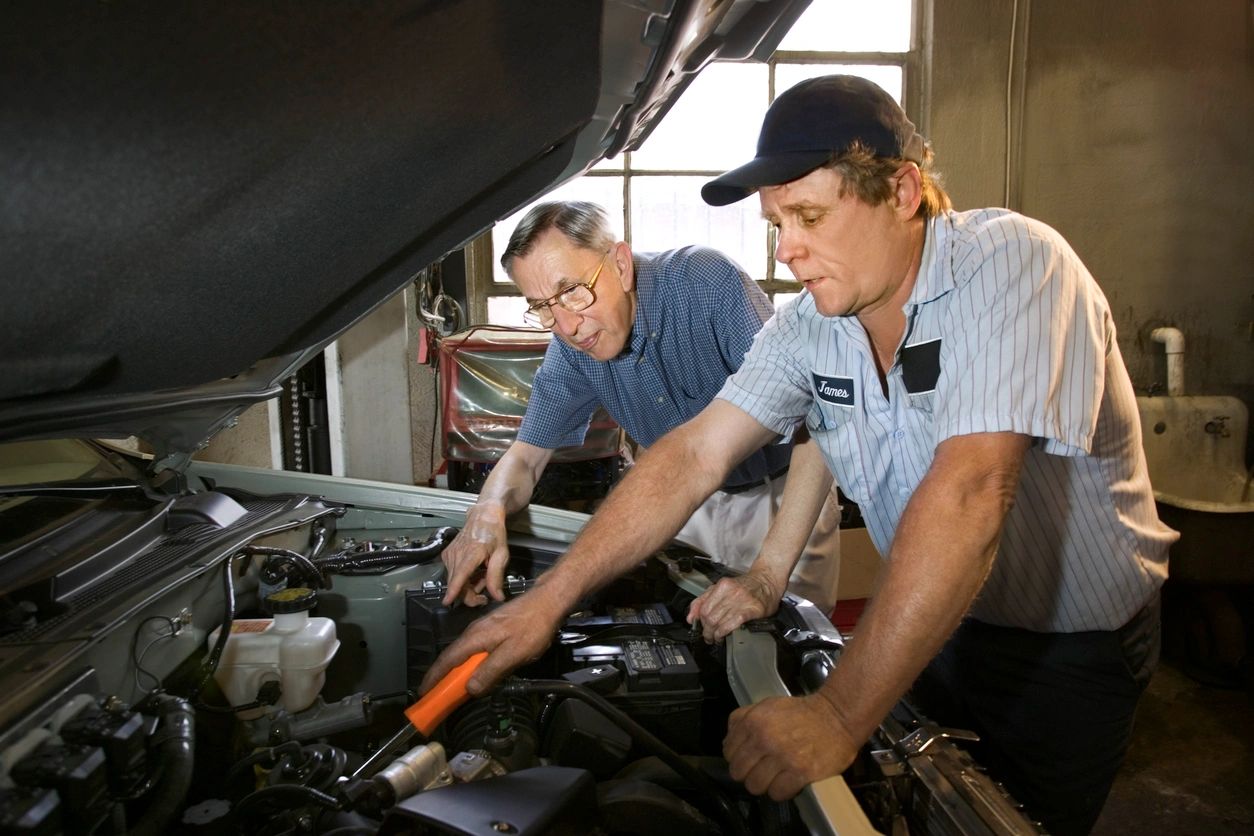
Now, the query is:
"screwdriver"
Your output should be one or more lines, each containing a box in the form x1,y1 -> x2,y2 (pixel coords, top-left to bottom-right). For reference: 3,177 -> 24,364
350,651 -> 488,780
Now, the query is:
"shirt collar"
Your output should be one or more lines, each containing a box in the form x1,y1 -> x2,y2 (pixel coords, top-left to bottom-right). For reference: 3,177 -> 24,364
904,211 -> 957,309
626,254 -> 655,357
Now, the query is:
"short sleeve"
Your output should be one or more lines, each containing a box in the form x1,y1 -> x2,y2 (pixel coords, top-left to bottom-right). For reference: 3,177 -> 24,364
517,341 -> 600,449
935,215 -> 1108,456
715,296 -> 814,436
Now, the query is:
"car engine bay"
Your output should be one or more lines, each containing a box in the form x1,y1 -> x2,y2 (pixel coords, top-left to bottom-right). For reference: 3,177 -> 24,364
0,444 -> 1042,835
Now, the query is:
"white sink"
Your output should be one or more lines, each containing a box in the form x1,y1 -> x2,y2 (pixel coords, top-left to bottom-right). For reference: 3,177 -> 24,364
1136,395 -> 1253,584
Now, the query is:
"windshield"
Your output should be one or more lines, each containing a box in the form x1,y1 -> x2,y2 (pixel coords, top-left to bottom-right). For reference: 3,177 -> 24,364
0,439 -> 127,487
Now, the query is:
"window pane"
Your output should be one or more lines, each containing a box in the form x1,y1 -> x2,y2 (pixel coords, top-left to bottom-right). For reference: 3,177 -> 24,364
776,0 -> 912,53
492,175 -> 625,283
772,291 -> 803,308
486,295 -> 533,327
631,64 -> 768,172
630,176 -> 769,278
775,63 -> 903,104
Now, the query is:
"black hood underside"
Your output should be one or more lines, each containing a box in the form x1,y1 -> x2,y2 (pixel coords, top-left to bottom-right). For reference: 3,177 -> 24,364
0,0 -> 810,459
2,1 -> 600,404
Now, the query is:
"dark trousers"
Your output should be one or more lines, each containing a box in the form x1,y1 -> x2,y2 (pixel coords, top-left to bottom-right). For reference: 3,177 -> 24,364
910,595 -> 1160,836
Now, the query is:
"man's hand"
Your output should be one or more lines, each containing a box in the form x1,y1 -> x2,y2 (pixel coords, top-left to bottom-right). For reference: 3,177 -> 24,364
421,582 -> 566,697
723,693 -> 859,801
687,570 -> 783,642
441,504 -> 511,606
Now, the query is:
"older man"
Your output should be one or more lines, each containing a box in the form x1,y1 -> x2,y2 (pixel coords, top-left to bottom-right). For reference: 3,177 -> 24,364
440,200 -> 841,615
427,78 -> 1175,835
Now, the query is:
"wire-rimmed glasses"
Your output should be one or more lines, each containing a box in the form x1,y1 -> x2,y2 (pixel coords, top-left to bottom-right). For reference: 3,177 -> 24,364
522,249 -> 612,327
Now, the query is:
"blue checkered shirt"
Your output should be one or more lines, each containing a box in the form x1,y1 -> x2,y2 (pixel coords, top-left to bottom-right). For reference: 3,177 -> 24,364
518,245 -> 792,488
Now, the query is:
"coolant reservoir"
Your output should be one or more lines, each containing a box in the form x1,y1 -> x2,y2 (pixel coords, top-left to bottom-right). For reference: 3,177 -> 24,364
207,587 -> 340,718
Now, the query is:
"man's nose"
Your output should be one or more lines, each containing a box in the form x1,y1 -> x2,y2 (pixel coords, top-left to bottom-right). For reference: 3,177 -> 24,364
550,304 -> 582,336
774,226 -> 802,266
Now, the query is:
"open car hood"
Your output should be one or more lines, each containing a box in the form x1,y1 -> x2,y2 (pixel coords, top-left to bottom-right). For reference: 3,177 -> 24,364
0,0 -> 808,465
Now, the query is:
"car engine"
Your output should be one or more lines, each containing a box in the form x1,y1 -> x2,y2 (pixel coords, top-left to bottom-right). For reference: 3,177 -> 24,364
0,450 -> 1042,836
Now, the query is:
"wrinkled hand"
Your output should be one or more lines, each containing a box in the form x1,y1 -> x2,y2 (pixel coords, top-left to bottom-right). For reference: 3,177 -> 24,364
442,504 -> 511,606
420,583 -> 565,697
687,571 -> 783,642
724,693 -> 859,801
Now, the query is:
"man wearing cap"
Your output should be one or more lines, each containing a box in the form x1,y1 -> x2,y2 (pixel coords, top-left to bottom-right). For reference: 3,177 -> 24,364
440,199 -> 842,615
426,76 -> 1174,835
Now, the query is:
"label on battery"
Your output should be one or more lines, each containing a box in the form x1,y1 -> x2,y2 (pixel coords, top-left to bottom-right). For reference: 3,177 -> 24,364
565,603 -> 673,630
609,606 -> 669,625
625,640 -> 661,672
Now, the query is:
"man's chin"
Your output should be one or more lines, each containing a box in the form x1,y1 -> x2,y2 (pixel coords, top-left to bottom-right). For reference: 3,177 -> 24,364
812,297 -> 857,318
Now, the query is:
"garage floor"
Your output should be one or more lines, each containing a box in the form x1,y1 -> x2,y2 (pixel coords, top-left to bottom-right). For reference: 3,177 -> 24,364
1091,658 -> 1254,835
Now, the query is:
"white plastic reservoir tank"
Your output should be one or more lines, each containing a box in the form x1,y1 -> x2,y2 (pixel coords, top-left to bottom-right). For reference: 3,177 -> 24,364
207,587 -> 340,719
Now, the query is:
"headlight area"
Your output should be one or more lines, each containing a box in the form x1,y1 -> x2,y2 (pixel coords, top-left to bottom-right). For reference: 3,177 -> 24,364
0,507 -> 1040,836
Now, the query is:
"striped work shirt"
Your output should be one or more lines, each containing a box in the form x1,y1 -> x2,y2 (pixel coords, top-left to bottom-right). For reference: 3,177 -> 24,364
719,208 -> 1175,632
519,245 -> 792,488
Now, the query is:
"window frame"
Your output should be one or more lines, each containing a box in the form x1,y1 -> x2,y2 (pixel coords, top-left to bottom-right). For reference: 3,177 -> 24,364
467,0 -> 928,324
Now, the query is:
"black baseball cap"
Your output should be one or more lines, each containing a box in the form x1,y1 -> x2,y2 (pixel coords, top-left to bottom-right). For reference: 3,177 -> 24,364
701,74 -> 926,207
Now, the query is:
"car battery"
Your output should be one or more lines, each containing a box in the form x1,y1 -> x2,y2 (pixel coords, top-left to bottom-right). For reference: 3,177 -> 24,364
563,603 -> 674,631
560,607 -> 704,752
404,575 -> 535,686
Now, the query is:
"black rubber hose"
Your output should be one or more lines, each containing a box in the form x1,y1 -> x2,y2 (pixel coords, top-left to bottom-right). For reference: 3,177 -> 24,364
501,679 -> 751,836
188,554 -> 238,703
316,527 -> 458,573
129,695 -> 196,836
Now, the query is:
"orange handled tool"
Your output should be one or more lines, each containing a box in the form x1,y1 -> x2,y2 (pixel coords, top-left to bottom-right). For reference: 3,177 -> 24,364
405,651 -> 489,736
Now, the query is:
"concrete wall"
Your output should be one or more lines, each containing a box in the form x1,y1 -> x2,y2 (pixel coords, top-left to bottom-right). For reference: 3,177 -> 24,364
931,0 -> 1253,407
334,291 -> 417,484
197,401 -> 277,469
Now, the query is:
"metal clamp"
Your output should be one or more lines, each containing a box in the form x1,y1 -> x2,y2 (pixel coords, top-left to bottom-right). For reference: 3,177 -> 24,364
895,724 -> 980,757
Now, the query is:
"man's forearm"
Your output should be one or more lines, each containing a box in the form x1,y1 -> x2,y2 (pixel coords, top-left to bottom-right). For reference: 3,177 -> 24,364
751,436 -> 834,592
471,441 -> 551,518
536,434 -> 723,610
536,402 -> 776,612
816,433 -> 1029,746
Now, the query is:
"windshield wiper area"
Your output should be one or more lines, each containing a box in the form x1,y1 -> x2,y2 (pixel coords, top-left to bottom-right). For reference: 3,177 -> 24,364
0,478 -> 148,500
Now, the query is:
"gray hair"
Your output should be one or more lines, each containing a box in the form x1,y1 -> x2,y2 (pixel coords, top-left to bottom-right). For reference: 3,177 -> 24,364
500,201 -> 618,273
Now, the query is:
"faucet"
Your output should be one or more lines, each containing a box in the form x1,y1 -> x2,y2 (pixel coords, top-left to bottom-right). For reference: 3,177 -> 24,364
1204,416 -> 1231,438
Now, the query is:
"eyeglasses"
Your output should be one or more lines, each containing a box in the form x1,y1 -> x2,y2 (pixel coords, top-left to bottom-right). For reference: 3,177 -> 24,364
522,249 -> 611,327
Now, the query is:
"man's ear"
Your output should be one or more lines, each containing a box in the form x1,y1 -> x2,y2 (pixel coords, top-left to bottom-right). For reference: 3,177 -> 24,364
612,241 -> 634,293
892,163 -> 923,219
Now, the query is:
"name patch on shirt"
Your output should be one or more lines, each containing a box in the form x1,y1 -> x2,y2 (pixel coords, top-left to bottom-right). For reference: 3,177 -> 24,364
812,374 -> 855,407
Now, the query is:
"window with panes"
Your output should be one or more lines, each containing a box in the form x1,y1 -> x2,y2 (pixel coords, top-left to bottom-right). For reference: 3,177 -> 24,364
472,0 -> 920,324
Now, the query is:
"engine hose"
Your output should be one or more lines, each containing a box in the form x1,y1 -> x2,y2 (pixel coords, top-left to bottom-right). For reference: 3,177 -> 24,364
189,554 -> 238,703
447,694 -> 535,754
316,527 -> 458,573
248,546 -> 327,589
501,679 -> 751,836
129,695 -> 196,836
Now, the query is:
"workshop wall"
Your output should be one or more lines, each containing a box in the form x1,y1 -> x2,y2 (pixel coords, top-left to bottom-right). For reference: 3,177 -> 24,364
931,0 -> 1253,408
